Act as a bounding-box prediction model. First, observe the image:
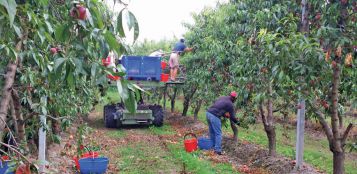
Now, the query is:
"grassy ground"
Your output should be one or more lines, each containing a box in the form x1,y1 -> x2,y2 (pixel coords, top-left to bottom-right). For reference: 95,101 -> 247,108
96,89 -> 239,174
169,99 -> 356,174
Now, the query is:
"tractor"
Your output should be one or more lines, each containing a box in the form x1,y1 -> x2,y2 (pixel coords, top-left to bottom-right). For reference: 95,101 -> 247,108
102,55 -> 169,128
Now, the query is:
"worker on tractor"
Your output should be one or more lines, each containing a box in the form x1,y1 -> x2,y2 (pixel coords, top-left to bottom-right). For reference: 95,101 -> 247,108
169,38 -> 193,82
206,91 -> 240,155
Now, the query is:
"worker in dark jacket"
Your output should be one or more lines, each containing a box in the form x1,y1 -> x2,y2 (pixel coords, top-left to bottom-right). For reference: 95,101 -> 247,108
206,91 -> 240,155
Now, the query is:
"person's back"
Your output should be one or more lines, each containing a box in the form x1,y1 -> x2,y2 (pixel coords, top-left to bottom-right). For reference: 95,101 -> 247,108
173,42 -> 186,54
207,96 -> 233,118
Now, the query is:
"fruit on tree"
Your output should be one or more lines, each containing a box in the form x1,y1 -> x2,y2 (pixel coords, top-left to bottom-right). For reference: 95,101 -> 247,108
50,47 -> 58,54
315,13 -> 321,20
344,53 -> 352,67
335,46 -> 342,58
70,5 -> 87,20
260,67 -> 268,73
325,49 -> 331,62
332,61 -> 337,68
321,100 -> 329,109
77,5 -> 87,20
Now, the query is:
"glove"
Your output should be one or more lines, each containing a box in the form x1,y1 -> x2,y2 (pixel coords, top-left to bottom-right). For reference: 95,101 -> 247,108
236,121 -> 241,126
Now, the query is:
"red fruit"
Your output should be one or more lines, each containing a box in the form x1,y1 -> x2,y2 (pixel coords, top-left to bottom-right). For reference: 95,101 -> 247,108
70,5 -> 87,20
332,61 -> 337,68
315,13 -> 321,20
50,47 -> 58,54
77,6 -> 87,20
70,7 -> 76,17
1,155 -> 10,161
79,145 -> 84,150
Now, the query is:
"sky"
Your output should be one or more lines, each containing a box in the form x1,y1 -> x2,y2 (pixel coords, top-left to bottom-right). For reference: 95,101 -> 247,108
108,0 -> 226,42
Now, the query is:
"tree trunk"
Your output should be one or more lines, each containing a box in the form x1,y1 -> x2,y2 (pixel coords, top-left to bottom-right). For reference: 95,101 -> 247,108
9,97 -> 19,137
182,86 -> 197,116
333,151 -> 345,174
170,87 -> 178,113
11,90 -> 26,143
259,85 -> 277,156
193,99 -> 202,121
182,97 -> 190,116
51,118 -> 61,135
0,35 -> 25,131
0,61 -> 18,131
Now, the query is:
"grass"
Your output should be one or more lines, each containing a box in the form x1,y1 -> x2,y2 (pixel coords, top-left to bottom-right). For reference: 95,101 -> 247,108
106,130 -> 127,138
117,141 -> 181,174
105,124 -> 239,174
148,124 -> 239,174
167,143 -> 238,174
149,125 -> 176,135
97,89 -> 356,173
169,99 -> 357,174
98,88 -> 240,173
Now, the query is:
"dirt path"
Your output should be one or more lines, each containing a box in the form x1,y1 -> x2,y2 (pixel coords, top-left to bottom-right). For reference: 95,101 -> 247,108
46,109 -> 323,174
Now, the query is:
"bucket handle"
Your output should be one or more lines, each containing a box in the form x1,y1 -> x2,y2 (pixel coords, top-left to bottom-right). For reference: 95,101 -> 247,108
184,133 -> 197,140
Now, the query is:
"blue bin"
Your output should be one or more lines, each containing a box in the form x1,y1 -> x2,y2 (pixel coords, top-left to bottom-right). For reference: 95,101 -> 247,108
0,161 -> 9,174
79,157 -> 109,174
198,137 -> 213,150
0,161 -> 14,174
121,56 -> 162,81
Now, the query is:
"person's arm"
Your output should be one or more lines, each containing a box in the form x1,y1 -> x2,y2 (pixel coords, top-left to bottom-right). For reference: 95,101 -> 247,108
228,105 -> 239,124
184,47 -> 193,52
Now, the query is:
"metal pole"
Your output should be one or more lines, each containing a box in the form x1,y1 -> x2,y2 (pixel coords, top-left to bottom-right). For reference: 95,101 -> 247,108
295,99 -> 306,169
295,0 -> 308,170
38,114 -> 47,173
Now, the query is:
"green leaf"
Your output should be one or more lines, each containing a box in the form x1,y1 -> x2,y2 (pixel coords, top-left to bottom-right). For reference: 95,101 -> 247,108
124,91 -> 137,113
91,7 -> 104,29
91,63 -> 97,78
116,80 -> 128,100
55,24 -> 69,42
66,71 -> 75,89
54,58 -> 67,71
37,31 -> 45,43
278,71 -> 284,81
0,0 -> 17,27
45,21 -> 54,33
99,39 -> 109,58
73,58 -> 87,75
13,24 -> 22,38
104,32 -> 124,55
116,9 -> 125,37
87,8 -> 94,27
128,11 -> 139,42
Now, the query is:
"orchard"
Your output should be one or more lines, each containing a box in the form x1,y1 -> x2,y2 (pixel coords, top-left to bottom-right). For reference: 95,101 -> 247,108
0,0 -> 356,174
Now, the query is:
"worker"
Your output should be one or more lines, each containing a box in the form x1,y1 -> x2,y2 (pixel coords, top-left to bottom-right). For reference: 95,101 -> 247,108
206,91 -> 240,155
169,38 -> 193,82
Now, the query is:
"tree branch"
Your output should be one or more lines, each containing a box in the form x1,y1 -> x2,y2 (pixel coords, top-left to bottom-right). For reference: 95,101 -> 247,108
315,109 -> 334,144
342,123 -> 353,145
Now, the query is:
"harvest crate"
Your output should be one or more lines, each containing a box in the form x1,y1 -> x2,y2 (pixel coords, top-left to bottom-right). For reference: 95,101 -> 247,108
121,56 -> 162,81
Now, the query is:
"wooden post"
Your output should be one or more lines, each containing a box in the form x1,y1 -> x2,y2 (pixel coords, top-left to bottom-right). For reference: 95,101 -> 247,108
295,99 -> 305,169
